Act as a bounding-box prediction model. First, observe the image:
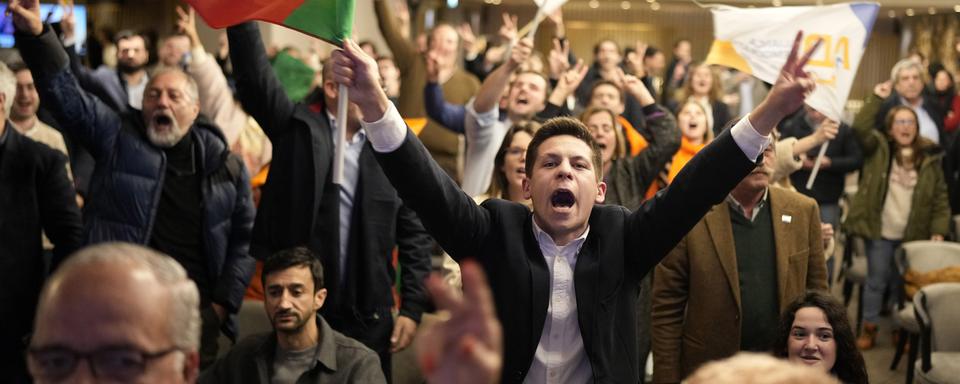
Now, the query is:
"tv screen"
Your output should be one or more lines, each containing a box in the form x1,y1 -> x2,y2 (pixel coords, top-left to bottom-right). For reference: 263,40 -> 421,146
0,3 -> 87,54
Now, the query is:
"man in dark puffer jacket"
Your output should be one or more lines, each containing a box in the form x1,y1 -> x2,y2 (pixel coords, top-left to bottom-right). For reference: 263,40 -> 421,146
12,1 -> 255,369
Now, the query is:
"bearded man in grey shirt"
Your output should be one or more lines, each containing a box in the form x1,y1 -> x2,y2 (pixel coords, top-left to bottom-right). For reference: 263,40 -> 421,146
201,248 -> 385,383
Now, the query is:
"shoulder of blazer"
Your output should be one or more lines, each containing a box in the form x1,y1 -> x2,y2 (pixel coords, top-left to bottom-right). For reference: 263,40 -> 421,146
769,186 -> 817,212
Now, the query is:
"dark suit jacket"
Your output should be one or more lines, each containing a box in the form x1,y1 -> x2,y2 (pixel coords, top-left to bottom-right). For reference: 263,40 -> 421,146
227,22 -> 432,324
374,123 -> 758,382
0,125 -> 82,381
651,187 -> 828,383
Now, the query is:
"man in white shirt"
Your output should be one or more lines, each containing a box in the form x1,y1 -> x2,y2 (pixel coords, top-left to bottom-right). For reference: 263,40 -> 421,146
327,33 -> 821,383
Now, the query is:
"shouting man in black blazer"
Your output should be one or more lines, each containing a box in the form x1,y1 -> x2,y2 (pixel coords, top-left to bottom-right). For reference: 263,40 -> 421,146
330,32 -> 822,383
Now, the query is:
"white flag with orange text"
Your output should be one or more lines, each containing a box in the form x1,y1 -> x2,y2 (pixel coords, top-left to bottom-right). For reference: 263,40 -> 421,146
705,2 -> 880,121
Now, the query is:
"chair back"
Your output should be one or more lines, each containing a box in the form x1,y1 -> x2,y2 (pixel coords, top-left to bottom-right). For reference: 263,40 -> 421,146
899,241 -> 960,274
914,283 -> 960,353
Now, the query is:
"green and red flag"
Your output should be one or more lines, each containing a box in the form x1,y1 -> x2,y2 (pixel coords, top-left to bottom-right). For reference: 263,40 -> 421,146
186,0 -> 354,45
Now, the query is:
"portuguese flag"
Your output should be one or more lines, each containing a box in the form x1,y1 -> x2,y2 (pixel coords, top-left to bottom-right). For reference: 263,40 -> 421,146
186,0 -> 354,45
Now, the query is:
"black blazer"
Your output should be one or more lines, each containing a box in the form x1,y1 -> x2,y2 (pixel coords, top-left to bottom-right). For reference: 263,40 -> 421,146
374,126 -> 757,383
0,125 -> 82,380
228,22 -> 433,322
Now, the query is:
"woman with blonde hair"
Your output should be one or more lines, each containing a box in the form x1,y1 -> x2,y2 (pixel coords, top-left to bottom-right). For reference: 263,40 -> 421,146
669,62 -> 732,136
644,100 -> 713,198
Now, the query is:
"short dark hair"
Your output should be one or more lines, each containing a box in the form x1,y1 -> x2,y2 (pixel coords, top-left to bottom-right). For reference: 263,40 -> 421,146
114,29 -> 149,48
7,61 -> 28,73
524,117 -> 603,181
262,247 -> 325,292
773,291 -> 868,384
589,79 -> 624,104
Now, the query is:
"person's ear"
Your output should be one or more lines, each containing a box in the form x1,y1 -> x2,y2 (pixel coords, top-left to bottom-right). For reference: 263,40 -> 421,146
314,288 -> 328,308
595,181 -> 606,204
522,176 -> 532,201
323,80 -> 338,100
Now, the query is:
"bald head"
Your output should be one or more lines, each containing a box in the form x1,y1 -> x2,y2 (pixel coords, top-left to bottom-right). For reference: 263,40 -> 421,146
30,243 -> 200,383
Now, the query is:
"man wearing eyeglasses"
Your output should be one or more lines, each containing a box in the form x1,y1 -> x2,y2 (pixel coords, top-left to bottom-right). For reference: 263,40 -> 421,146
27,242 -> 201,383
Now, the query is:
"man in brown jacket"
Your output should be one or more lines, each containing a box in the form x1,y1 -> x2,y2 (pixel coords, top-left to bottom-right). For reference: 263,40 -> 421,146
651,141 -> 828,384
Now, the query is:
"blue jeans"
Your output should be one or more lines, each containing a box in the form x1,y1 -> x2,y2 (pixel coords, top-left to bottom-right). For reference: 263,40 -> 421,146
863,238 -> 901,323
819,203 -> 840,284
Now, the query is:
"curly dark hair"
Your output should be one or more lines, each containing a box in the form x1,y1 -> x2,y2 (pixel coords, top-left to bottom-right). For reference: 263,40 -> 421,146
773,291 -> 868,384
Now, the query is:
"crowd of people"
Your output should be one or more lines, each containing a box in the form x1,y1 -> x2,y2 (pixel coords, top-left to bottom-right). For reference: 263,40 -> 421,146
2,0 -> 959,382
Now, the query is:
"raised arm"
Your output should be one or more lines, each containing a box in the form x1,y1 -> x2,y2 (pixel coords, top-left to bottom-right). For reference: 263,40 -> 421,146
851,83 -> 888,156
330,39 -> 492,259
373,0 -> 417,73
59,3 -> 125,113
473,35 -> 532,114
227,22 -> 297,140
12,0 -> 121,160
180,6 -> 245,147
616,68 -> 680,185
791,118 -> 837,156
424,53 -> 467,133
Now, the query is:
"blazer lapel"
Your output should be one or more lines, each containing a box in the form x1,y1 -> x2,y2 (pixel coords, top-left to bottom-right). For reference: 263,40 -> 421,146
523,216 -> 551,353
769,188 -> 795,311
573,227 -> 600,344
705,203 -> 741,310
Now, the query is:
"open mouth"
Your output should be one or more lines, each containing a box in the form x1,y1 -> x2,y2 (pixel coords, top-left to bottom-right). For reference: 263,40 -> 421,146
515,167 -> 526,175
153,114 -> 173,127
597,142 -> 608,151
551,189 -> 575,208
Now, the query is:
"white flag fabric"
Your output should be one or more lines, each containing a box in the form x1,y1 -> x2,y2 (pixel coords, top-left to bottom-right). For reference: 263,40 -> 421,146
533,0 -> 567,18
705,2 -> 879,121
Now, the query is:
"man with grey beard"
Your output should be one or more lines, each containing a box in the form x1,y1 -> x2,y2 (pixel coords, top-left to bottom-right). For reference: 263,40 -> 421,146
651,140 -> 828,383
10,0 -> 255,370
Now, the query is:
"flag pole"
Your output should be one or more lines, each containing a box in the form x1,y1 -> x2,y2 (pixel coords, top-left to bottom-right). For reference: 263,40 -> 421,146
805,141 -> 828,190
334,84 -> 348,185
